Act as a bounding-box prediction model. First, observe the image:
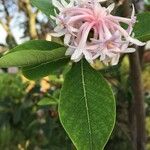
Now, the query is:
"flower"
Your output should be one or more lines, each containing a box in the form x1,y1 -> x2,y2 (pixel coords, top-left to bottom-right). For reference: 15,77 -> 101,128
51,0 -> 145,65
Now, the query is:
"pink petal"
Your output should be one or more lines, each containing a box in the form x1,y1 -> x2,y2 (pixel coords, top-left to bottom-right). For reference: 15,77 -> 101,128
111,54 -> 120,65
107,3 -> 115,13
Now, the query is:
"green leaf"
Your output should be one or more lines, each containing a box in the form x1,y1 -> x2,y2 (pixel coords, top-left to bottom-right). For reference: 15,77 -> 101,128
134,12 -> 150,41
38,96 -> 58,106
22,58 -> 69,80
145,0 -> 150,5
59,60 -> 116,150
9,40 -> 63,53
0,40 -> 67,68
31,0 -> 55,16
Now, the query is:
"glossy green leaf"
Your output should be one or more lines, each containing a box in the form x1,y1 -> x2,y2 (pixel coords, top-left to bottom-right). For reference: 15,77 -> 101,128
31,0 -> 55,16
59,60 -> 116,150
9,40 -> 62,53
134,12 -> 150,41
22,58 -> 69,80
0,40 -> 67,68
38,96 -> 58,106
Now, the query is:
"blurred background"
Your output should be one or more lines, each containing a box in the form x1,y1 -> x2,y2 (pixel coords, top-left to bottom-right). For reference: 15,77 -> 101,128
0,0 -> 150,150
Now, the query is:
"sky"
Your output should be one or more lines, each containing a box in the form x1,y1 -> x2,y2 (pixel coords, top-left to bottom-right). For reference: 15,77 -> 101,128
0,23 -> 26,45
0,1 -> 48,46
0,25 -> 7,44
0,0 -> 29,45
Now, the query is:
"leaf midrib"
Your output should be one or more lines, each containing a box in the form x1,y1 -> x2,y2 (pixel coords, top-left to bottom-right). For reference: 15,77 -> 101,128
5,47 -> 65,55
0,48 -> 66,68
22,56 -> 68,71
81,60 -> 93,149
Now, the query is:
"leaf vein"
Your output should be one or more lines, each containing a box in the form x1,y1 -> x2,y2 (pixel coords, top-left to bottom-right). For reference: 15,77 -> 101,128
81,60 -> 93,149
22,56 -> 68,71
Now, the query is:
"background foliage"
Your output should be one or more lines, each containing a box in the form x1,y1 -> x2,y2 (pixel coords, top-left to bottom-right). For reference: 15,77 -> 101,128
0,0 -> 150,150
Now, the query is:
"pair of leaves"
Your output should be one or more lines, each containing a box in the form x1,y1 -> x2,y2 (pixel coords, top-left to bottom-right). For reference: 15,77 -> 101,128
0,40 -> 69,79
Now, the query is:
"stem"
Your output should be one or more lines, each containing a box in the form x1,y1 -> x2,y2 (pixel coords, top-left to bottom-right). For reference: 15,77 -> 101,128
128,96 -> 137,150
121,0 -> 146,149
129,51 -> 146,150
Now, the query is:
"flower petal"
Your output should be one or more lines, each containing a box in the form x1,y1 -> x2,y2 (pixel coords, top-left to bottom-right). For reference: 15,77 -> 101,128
111,54 -> 120,65
123,48 -> 136,53
71,48 -> 83,61
52,0 -> 64,11
64,34 -> 72,45
127,36 -> 146,46
61,0 -> 68,7
107,3 -> 115,13
65,47 -> 75,55
83,50 -> 93,63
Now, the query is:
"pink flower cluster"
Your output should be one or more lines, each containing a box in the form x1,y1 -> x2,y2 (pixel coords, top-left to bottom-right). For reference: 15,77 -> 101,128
51,0 -> 145,65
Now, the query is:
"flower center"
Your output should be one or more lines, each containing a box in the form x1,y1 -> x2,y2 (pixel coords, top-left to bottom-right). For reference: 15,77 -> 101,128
106,41 -> 115,49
